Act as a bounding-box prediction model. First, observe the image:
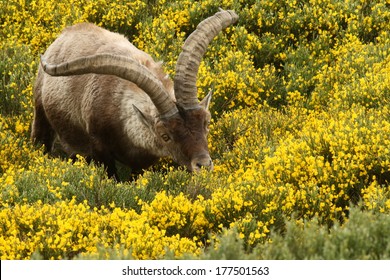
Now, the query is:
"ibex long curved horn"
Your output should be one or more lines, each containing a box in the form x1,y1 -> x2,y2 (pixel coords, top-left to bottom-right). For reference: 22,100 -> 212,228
174,9 -> 239,109
40,54 -> 179,118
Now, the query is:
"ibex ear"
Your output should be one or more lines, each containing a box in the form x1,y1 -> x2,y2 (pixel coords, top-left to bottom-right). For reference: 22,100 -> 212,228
133,105 -> 154,130
199,90 -> 212,110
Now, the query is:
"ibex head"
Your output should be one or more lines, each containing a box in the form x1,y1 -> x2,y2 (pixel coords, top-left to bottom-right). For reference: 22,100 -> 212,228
150,93 -> 213,171
39,9 -> 238,174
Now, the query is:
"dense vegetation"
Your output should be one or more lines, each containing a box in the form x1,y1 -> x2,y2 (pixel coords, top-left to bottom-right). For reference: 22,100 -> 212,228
1,0 -> 390,259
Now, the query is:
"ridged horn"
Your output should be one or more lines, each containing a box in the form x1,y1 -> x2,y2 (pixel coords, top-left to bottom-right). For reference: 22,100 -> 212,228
174,9 -> 239,109
40,54 -> 179,118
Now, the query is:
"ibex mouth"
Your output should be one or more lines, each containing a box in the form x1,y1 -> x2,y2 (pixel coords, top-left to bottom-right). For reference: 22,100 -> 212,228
191,154 -> 214,172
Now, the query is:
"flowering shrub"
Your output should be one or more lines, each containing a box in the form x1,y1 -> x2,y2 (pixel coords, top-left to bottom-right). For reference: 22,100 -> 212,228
1,0 -> 390,259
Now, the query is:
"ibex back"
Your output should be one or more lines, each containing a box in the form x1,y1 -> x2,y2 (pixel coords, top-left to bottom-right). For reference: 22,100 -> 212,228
31,9 -> 239,178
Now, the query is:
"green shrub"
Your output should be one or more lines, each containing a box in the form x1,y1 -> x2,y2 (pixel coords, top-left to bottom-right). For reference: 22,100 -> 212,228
255,207 -> 390,260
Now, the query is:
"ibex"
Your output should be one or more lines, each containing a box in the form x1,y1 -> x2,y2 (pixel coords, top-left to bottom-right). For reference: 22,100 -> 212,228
32,9 -> 238,179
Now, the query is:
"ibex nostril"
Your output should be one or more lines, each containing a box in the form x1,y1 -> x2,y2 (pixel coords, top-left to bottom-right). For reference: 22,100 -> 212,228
192,156 -> 213,172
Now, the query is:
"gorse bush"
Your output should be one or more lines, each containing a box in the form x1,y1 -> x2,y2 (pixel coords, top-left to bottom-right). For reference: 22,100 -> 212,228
1,0 -> 390,259
254,207 -> 390,260
200,207 -> 390,260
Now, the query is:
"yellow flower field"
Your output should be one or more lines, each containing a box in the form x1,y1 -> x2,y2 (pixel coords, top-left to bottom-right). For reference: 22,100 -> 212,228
1,0 -> 390,259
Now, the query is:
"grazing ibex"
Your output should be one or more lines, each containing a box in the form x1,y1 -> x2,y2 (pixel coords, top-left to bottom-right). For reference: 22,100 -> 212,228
32,9 -> 238,178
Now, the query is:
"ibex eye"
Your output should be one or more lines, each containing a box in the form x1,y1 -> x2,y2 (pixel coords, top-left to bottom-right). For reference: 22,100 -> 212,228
161,134 -> 170,142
